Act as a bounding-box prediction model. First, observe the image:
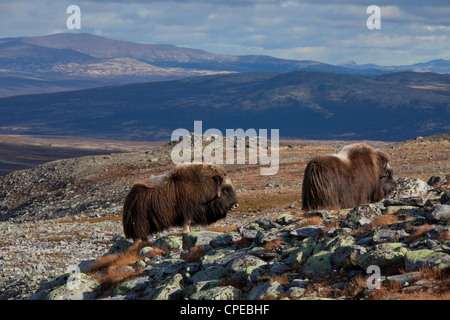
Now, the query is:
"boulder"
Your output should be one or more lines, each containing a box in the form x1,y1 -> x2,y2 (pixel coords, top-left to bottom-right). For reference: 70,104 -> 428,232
345,204 -> 383,227
31,273 -> 100,300
355,243 -> 408,271
426,204 -> 450,222
190,285 -> 242,300
303,251 -> 334,280
405,249 -> 450,271
248,281 -> 284,300
390,178 -> 431,198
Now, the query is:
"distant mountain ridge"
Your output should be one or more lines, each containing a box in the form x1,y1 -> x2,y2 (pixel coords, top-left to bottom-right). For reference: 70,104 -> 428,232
1,70 -> 449,142
338,59 -> 450,74
2,33 -> 449,97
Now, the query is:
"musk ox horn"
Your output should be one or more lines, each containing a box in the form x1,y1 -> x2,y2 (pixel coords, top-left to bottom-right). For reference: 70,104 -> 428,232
217,176 -> 233,198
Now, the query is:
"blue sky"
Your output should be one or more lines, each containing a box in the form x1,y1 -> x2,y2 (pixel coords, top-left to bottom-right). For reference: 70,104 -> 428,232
1,0 -> 449,65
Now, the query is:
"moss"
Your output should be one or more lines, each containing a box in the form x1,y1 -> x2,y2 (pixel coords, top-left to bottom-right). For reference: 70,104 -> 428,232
405,249 -> 450,271
303,251 -> 334,280
190,285 -> 242,300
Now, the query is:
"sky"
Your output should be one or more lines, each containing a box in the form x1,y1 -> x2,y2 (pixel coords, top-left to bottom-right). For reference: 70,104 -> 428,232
1,0 -> 449,66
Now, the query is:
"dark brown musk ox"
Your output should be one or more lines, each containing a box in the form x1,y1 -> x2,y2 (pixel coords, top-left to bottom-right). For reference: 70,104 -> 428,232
122,163 -> 239,243
301,143 -> 397,211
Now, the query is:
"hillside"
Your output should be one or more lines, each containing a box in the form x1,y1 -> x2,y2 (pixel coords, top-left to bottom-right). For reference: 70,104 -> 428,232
0,33 -> 374,97
0,135 -> 164,177
0,134 -> 448,301
4,33 -> 450,98
0,71 -> 449,142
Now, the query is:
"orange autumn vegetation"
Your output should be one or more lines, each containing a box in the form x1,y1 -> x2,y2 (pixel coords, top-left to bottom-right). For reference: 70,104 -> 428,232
85,241 -> 168,295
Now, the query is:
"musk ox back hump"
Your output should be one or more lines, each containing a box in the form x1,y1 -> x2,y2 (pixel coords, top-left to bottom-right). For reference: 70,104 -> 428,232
301,143 -> 396,211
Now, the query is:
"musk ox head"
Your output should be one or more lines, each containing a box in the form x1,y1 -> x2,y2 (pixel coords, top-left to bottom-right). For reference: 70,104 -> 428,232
302,143 -> 397,211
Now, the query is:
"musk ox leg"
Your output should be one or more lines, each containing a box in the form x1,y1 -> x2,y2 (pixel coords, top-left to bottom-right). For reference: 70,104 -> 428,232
182,219 -> 191,233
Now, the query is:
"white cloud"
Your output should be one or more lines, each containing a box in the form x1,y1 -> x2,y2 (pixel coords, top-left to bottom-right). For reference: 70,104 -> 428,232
0,0 -> 448,66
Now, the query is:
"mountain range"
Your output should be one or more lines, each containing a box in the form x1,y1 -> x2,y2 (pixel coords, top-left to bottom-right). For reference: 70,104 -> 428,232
1,70 -> 449,142
2,33 -> 450,97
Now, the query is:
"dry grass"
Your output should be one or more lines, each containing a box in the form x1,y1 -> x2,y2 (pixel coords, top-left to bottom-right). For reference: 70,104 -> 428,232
263,238 -> 282,251
86,250 -> 144,294
321,220 -> 341,235
237,195 -> 300,213
343,267 -> 450,300
304,277 -> 341,299
406,223 -> 433,242
85,241 -> 168,295
221,275 -> 255,294
366,214 -> 398,231
205,225 -> 239,233
267,274 -> 289,286
296,216 -> 323,228
234,235 -> 251,248
181,245 -> 207,263
437,229 -> 450,242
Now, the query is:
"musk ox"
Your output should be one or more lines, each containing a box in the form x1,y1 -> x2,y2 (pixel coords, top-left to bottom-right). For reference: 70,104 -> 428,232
122,163 -> 239,243
301,143 -> 397,211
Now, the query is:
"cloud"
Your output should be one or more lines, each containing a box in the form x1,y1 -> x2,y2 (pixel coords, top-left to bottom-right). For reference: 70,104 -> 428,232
0,0 -> 448,65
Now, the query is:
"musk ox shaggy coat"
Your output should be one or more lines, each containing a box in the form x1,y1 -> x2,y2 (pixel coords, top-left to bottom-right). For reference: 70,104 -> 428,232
123,163 -> 239,242
302,143 -> 397,211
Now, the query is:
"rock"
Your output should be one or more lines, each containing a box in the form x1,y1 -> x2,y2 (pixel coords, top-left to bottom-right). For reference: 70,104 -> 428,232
191,265 -> 226,284
255,230 -> 281,245
143,273 -> 183,300
183,231 -> 224,250
113,277 -> 150,298
331,245 -> 367,269
255,218 -> 282,230
372,228 -> 409,244
313,235 -> 355,254
269,262 -> 289,274
153,235 -> 184,251
31,273 -> 101,300
138,246 -> 158,257
390,178 -> 431,198
427,176 -> 446,188
190,285 -> 242,300
426,204 -> 450,222
248,281 -> 284,300
383,197 -> 426,207
276,213 -> 294,225
226,254 -> 267,285
284,249 -> 305,268
210,232 -> 242,248
287,286 -> 306,298
345,204 -> 383,227
355,243 -> 408,271
303,251 -> 334,280
304,210 -> 330,219
405,249 -> 450,271
385,272 -> 420,286
108,235 -> 133,254
182,280 -> 221,297
237,227 -> 258,240
290,226 -> 324,238
440,190 -> 450,204
226,255 -> 267,273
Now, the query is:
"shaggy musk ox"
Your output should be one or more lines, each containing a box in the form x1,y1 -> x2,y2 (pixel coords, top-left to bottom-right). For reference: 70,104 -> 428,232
123,163 -> 239,242
301,143 -> 397,211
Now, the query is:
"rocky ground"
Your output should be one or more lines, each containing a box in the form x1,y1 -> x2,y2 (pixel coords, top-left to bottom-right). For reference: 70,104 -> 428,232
0,134 -> 449,300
